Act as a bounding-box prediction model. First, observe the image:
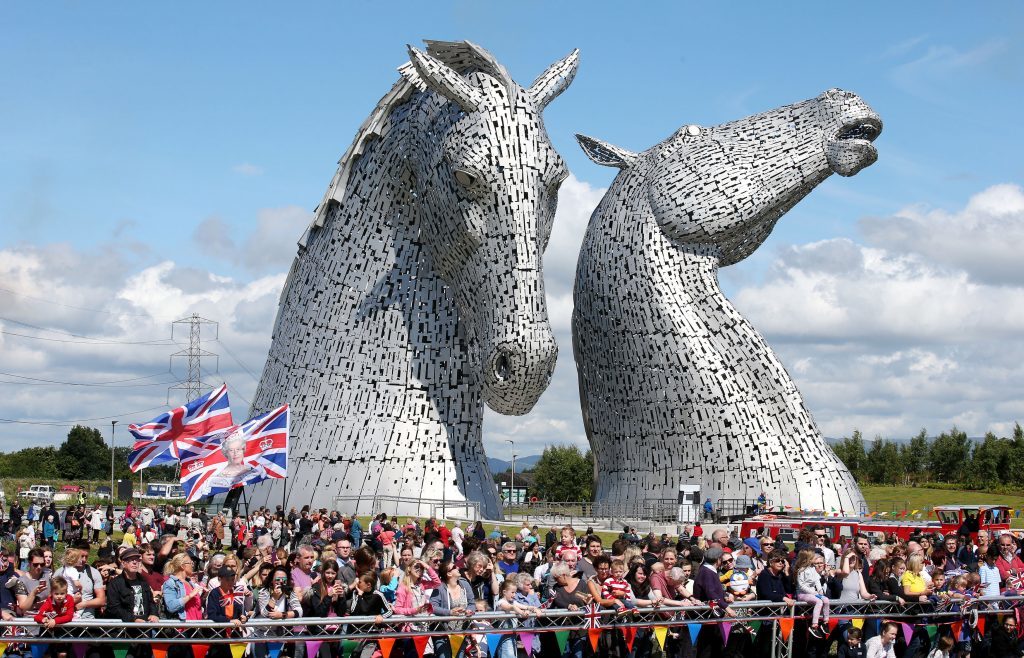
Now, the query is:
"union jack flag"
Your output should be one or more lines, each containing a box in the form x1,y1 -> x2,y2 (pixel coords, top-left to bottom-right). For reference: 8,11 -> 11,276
179,404 -> 289,504
127,384 -> 233,472
581,603 -> 603,630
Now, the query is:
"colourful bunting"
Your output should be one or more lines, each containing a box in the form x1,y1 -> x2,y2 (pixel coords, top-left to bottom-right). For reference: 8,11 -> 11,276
378,637 -> 396,658
778,618 -> 794,642
925,625 -> 938,643
687,623 -> 701,645
720,622 -> 732,645
588,629 -> 601,652
113,649 -> 129,658
749,620 -> 762,633
152,644 -> 169,658
486,634 -> 501,657
851,618 -> 864,629
73,645 -> 89,658
191,645 -> 209,658
31,646 -> 51,658
952,621 -> 963,641
519,632 -> 537,657
448,635 -> 465,658
0,643 -> 8,658
620,627 -> 636,652
911,509 -> 919,515
412,635 -> 429,658
976,616 -> 986,636
305,641 -> 322,658
267,642 -> 284,658
554,630 -> 570,655
827,618 -> 840,633
900,623 -> 913,645
654,626 -> 668,649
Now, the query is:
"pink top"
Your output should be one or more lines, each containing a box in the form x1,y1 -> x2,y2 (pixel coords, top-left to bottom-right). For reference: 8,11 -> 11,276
392,567 -> 441,615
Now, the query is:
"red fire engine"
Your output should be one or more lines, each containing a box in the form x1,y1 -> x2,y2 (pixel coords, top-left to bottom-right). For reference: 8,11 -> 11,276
740,505 -> 1011,547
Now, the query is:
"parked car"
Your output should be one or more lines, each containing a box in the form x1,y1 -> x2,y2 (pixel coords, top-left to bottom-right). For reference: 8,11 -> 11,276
21,484 -> 56,503
95,486 -> 112,500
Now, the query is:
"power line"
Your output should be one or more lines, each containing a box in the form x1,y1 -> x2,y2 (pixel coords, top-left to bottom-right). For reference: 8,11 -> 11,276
0,371 -> 177,387
0,405 -> 169,427
214,339 -> 260,382
0,286 -> 151,318
0,329 -> 174,346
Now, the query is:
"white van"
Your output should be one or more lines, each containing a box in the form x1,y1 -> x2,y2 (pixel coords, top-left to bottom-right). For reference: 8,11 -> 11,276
25,484 -> 56,503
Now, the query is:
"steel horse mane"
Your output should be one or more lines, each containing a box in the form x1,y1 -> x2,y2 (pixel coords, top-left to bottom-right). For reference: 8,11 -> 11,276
573,89 -> 882,514
249,41 -> 578,519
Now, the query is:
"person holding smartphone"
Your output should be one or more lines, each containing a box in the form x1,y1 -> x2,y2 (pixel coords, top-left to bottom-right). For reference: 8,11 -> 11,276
13,548 -> 50,616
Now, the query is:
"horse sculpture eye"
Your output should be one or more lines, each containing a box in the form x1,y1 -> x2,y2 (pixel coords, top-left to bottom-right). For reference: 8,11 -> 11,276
453,169 -> 477,188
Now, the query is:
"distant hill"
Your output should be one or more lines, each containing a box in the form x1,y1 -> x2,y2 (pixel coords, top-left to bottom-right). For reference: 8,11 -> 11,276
488,455 -> 542,473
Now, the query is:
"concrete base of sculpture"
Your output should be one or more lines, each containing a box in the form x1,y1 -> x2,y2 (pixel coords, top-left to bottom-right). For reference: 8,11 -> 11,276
573,89 -> 880,514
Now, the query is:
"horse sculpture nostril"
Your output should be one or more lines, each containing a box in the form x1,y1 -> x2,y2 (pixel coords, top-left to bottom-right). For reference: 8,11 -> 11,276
494,353 -> 511,382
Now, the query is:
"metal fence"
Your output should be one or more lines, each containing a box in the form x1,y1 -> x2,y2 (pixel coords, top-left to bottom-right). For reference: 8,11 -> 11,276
4,597 -> 1019,658
502,499 -> 680,532
331,495 -> 481,522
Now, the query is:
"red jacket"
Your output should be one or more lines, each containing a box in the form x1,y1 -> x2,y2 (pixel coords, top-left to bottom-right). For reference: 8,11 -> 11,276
34,596 -> 75,625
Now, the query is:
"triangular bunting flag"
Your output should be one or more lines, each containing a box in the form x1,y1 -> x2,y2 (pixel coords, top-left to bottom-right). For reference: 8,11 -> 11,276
554,631 -> 569,655
30,646 -> 49,658
900,623 -> 913,645
749,620 -> 762,633
73,644 -> 89,658
412,635 -> 429,658
976,616 -> 985,636
153,645 -> 169,658
267,643 -> 284,658
378,638 -> 396,658
620,627 -> 637,652
449,636 -> 465,658
191,646 -> 209,658
588,629 -> 601,653
305,642 -> 322,658
851,618 -> 864,629
654,626 -> 668,650
779,618 -> 794,642
113,649 -> 129,658
0,643 -> 8,658
926,625 -> 938,643
688,623 -> 701,645
952,621 -> 963,641
721,622 -> 732,645
872,618 -> 880,635
520,632 -> 537,657
486,634 -> 502,657
827,618 -> 840,633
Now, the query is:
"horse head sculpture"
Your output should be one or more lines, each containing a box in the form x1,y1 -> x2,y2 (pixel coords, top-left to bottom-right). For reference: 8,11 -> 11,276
573,89 -> 881,514
401,43 -> 576,414
251,41 -> 578,518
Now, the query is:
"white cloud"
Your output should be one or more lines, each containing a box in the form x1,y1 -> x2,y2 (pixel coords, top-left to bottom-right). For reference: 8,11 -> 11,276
232,163 -> 265,176
193,206 -> 309,275
733,183 -> 1024,440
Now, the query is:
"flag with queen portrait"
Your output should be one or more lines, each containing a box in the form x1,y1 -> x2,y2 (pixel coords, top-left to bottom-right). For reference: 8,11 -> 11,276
178,404 -> 289,503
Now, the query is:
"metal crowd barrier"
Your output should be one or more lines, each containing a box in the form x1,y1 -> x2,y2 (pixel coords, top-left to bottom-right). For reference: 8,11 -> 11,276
1,597 -> 1020,658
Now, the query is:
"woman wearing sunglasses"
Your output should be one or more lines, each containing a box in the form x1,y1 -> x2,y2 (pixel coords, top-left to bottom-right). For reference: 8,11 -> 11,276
253,566 -> 302,658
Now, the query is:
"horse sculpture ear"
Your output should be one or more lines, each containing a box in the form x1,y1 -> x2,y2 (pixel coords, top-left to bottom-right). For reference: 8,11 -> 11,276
575,134 -> 638,169
405,45 -> 484,113
527,49 -> 580,110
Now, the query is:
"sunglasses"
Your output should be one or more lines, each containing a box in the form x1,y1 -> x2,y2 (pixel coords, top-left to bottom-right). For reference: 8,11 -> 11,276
31,562 -> 45,567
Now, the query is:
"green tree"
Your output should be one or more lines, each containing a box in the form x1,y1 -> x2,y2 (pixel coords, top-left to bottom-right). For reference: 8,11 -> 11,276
929,426 -> 971,483
57,425 -> 111,480
865,436 -> 902,485
832,430 -> 867,481
900,429 -> 930,485
531,445 -> 594,502
0,446 -> 60,478
967,432 -> 1011,489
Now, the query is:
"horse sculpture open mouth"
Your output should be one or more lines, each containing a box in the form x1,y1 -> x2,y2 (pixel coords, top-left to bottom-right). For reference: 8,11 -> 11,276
827,115 -> 882,177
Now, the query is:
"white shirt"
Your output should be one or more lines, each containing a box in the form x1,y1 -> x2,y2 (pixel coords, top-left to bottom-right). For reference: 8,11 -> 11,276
866,636 -> 896,658
89,510 -> 104,530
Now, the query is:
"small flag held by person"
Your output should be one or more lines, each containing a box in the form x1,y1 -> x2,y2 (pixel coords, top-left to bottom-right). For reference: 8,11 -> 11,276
179,404 -> 289,503
127,384 -> 233,472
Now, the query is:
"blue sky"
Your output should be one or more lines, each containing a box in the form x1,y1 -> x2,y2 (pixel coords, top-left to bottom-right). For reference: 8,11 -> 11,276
2,2 -> 1023,458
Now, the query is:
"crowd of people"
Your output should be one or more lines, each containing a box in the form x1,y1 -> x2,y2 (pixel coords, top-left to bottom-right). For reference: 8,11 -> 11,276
1,500 -> 1023,658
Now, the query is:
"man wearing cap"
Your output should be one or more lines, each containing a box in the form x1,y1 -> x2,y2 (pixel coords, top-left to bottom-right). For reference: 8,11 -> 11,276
105,545 -> 159,658
741,538 -> 765,574
206,566 -> 248,658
